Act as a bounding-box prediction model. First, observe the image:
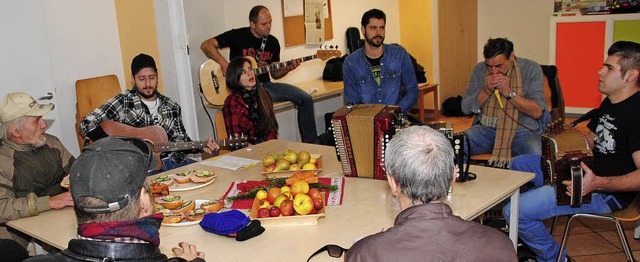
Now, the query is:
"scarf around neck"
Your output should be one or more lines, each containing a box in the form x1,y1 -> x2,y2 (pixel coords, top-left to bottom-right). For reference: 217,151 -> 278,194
77,213 -> 163,246
479,59 -> 522,168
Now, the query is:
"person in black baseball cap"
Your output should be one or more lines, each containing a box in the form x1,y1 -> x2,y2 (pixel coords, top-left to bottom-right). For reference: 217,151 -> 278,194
26,137 -> 205,262
79,53 -> 220,175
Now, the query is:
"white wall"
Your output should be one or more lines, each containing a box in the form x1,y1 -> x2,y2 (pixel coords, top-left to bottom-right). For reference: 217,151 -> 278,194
477,0 -> 554,64
182,0 -> 401,142
0,1 -> 124,156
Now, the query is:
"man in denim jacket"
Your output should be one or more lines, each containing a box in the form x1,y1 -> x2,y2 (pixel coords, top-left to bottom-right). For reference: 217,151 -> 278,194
342,9 -> 418,114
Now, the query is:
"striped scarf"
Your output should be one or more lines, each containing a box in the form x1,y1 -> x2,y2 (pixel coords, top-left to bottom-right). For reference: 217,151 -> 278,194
479,59 -> 522,168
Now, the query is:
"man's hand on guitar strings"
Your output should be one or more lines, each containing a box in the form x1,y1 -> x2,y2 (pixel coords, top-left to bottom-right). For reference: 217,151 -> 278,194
203,137 -> 220,155
285,59 -> 301,72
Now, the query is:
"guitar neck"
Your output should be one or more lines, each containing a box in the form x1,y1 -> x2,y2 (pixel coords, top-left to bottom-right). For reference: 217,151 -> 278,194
152,139 -> 241,153
254,55 -> 317,75
153,141 -> 209,153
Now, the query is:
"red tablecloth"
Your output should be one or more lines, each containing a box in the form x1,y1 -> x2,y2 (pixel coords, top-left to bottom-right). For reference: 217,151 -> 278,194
222,177 -> 345,209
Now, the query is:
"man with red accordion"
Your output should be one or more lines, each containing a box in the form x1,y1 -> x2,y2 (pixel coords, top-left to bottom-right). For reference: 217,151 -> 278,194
503,41 -> 640,262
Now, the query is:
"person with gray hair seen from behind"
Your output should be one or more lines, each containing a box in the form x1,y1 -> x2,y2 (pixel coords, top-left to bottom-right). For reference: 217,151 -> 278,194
345,126 -> 516,261
26,137 -> 205,261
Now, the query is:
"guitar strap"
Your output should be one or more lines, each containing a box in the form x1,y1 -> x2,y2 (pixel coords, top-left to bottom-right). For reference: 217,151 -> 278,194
255,37 -> 268,63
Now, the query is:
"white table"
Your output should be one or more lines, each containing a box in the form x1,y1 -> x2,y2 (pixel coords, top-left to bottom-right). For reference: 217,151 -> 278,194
7,140 -> 532,261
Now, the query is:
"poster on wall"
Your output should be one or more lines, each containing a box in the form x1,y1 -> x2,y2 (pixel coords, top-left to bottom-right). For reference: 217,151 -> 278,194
305,0 -> 324,45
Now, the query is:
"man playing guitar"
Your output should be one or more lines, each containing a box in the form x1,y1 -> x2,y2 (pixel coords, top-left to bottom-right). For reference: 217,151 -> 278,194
80,53 -> 219,173
200,5 -> 319,144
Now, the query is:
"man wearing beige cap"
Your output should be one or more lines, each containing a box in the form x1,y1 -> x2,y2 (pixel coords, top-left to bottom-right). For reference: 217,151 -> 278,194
0,92 -> 75,250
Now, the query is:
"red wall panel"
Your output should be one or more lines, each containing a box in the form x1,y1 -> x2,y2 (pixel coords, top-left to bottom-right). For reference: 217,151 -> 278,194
556,22 -> 606,109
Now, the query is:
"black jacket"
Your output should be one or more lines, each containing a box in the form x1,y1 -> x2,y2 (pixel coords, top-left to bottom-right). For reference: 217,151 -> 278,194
25,239 -> 205,262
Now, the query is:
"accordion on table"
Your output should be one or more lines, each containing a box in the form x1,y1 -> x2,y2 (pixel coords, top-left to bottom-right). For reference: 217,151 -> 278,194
541,121 -> 593,207
331,104 -> 401,180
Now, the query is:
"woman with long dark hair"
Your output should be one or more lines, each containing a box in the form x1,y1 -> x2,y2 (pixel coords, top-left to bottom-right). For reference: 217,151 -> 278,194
222,57 -> 278,144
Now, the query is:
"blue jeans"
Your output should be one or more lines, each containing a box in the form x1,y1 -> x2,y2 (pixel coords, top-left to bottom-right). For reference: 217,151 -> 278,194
263,81 -> 318,143
503,155 -> 619,262
463,124 -> 542,159
148,157 -> 196,176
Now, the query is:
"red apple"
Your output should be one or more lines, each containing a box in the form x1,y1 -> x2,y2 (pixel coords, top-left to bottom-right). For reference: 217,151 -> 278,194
257,208 -> 270,218
309,208 -> 318,214
269,206 -> 281,217
308,188 -> 322,200
280,200 -> 294,216
312,197 -> 324,210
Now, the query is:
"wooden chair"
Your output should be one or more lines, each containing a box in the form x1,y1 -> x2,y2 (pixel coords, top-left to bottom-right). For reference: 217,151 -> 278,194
75,75 -> 121,150
215,110 -> 232,155
470,65 -> 565,165
556,194 -> 640,262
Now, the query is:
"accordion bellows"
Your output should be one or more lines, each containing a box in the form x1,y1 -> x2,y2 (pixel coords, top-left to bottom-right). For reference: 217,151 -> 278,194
541,121 -> 593,207
332,104 -> 400,180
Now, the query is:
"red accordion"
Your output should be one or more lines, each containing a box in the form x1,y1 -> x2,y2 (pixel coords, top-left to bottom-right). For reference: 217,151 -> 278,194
331,104 -> 401,180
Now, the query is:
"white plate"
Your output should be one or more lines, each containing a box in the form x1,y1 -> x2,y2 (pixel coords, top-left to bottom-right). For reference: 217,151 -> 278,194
169,177 -> 215,192
162,200 -> 214,227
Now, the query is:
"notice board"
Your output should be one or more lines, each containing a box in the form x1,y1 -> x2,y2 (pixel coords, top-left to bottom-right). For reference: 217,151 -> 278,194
281,0 -> 333,47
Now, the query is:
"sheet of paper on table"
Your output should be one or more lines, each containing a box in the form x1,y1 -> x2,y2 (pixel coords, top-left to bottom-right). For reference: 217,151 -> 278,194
200,155 -> 261,170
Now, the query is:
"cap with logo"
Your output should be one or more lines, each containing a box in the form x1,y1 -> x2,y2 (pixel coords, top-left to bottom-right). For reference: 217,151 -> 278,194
0,92 -> 54,123
70,136 -> 158,214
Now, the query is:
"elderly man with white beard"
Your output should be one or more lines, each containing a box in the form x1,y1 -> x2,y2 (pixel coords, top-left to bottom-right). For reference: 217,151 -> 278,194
0,92 -> 75,260
345,126 -> 517,261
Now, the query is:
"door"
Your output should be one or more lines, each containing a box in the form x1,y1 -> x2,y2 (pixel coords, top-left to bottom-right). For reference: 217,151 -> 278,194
0,1 -> 63,138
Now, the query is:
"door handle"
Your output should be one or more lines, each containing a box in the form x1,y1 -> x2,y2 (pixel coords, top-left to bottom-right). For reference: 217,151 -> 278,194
38,92 -> 54,100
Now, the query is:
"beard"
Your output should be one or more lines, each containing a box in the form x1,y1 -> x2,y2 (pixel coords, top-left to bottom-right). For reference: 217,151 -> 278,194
136,86 -> 157,99
365,34 -> 384,48
33,135 -> 47,148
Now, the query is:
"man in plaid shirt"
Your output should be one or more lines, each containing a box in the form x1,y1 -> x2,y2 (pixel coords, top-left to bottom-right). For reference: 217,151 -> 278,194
80,54 -> 218,172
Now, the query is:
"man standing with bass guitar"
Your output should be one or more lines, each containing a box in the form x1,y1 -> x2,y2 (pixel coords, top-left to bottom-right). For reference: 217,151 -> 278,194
201,5 -> 319,144
80,53 -> 219,173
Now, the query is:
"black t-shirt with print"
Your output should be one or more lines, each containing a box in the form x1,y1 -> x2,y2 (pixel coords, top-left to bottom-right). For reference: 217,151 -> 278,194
215,27 -> 281,83
587,91 -> 640,206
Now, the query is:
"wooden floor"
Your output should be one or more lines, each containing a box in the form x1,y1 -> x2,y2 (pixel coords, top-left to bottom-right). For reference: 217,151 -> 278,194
432,115 -> 639,261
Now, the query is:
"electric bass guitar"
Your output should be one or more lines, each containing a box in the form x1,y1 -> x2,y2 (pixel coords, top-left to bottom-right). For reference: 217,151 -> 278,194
99,121 -> 247,170
199,49 -> 342,107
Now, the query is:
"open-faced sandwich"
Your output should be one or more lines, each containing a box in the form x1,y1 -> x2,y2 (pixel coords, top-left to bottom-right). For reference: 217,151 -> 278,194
190,170 -> 216,183
200,199 -> 224,212
172,170 -> 193,184
161,212 -> 184,224
151,175 -> 175,187
171,199 -> 195,215
185,208 -> 207,222
155,195 -> 183,209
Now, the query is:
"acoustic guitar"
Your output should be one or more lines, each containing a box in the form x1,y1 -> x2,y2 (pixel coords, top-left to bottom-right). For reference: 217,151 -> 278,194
99,121 -> 247,170
199,49 -> 342,107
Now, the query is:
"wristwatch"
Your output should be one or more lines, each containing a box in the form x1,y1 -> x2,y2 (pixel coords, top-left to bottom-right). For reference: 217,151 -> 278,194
507,91 -> 517,100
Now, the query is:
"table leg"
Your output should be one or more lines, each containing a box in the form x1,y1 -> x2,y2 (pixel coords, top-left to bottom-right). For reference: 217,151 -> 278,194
509,188 -> 520,250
